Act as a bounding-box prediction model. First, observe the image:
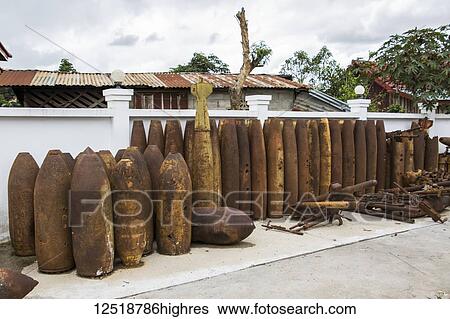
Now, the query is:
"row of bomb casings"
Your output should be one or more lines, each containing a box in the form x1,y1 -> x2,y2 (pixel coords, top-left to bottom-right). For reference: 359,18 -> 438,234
130,118 -> 440,218
8,146 -> 255,278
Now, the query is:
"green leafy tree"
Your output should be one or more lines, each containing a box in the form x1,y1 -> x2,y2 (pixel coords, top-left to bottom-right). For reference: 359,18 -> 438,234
369,24 -> 450,109
58,58 -> 77,73
170,52 -> 230,73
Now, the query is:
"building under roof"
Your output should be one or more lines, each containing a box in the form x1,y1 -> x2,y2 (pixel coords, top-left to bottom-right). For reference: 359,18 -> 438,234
0,42 -> 12,61
0,69 -> 348,111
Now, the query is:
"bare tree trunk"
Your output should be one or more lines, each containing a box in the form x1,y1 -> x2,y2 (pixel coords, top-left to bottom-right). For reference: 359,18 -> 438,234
230,8 -> 252,110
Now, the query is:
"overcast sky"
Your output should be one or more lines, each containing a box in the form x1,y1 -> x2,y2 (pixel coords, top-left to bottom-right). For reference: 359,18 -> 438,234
0,0 -> 448,74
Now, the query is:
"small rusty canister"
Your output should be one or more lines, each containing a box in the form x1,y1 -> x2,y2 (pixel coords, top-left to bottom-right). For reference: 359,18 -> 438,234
70,153 -> 114,277
34,150 -> 74,273
8,153 -> 39,256
130,120 -> 147,153
157,153 -> 192,255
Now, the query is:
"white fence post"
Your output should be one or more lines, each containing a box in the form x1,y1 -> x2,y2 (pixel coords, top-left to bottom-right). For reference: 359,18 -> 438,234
347,99 -> 370,120
103,88 -> 133,152
246,95 -> 271,122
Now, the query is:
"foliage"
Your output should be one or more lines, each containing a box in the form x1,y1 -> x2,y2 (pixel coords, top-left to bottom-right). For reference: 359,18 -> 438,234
387,104 -> 405,113
58,58 -> 77,73
170,52 -> 230,73
369,24 -> 450,110
249,41 -> 272,70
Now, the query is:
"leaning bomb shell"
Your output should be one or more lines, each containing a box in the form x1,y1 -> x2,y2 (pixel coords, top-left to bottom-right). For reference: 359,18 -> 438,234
8,153 -> 39,256
34,150 -> 74,273
157,153 -> 192,255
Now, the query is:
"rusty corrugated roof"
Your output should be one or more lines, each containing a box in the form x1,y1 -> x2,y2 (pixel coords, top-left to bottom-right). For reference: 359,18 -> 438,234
0,70 -> 308,89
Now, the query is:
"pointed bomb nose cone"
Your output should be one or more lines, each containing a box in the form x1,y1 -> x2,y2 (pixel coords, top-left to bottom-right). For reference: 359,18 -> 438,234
0,268 -> 38,299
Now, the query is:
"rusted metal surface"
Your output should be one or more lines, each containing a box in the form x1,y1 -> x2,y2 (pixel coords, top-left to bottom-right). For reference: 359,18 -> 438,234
424,136 -> 439,172
354,120 -> 367,195
365,120 -> 377,193
319,118 -> 332,195
157,153 -> 192,255
296,119 -> 311,198
220,120 -> 240,209
8,152 -> 39,257
130,120 -> 147,153
0,268 -> 38,299
267,119 -> 284,218
263,119 -> 270,152
164,120 -> 184,156
412,122 -> 425,170
249,119 -> 267,220
115,149 -> 125,162
70,153 -> 114,278
283,119 -> 298,205
148,120 -> 165,155
0,70 -> 37,86
111,159 -> 149,267
62,152 -> 75,172
143,145 -> 164,191
385,139 -> 392,188
236,120 -> 252,213
122,147 -> 153,255
308,120 -> 320,196
97,150 -> 116,181
404,137 -> 414,173
34,150 -> 74,273
376,120 -> 387,191
439,137 -> 450,147
183,120 -> 195,174
329,119 -> 342,185
210,119 -> 222,206
192,207 -> 255,245
341,120 -> 355,188
391,141 -> 405,187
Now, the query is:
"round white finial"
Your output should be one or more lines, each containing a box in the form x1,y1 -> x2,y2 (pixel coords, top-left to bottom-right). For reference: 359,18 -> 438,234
354,85 -> 365,96
110,69 -> 126,85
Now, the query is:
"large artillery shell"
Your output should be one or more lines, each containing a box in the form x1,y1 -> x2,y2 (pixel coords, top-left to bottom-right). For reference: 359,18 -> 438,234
308,120 -> 320,196
8,153 -> 39,256
283,120 -> 298,205
183,120 -> 195,174
157,153 -> 192,255
354,120 -> 367,195
296,120 -> 311,199
385,139 -> 392,188
365,120 -> 377,193
424,136 -> 439,172
318,118 -> 331,195
412,122 -> 425,170
122,147 -> 153,255
70,153 -> 114,277
130,120 -> 147,153
164,120 -> 184,156
341,120 -> 355,187
192,124 -> 214,208
0,268 -> 38,299
192,207 -> 255,245
143,145 -> 164,190
376,120 -> 387,191
236,120 -> 252,213
329,119 -> 342,185
267,119 -> 284,218
97,150 -> 116,181
249,120 -> 267,220
404,137 -> 414,173
148,120 -> 165,155
391,141 -> 405,187
210,119 -> 222,206
111,159 -> 149,267
62,152 -> 75,172
34,150 -> 74,273
115,149 -> 125,162
220,120 -> 240,209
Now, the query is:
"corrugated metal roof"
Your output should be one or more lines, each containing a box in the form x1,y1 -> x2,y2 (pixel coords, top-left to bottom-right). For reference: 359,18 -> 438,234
0,70 -> 308,90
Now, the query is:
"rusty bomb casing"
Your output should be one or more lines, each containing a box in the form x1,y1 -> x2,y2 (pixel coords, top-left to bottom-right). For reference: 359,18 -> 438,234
282,119 -> 298,206
404,137 -> 415,173
267,119 -> 284,218
130,120 -> 147,153
308,120 -> 320,196
296,119 -> 312,199
115,148 -> 126,162
329,119 -> 343,185
220,120 -> 240,209
192,207 -> 255,245
385,139 -> 392,188
70,153 -> 114,278
365,120 -> 377,193
412,122 -> 425,170
249,119 -> 267,220
391,140 -> 405,187
164,120 -> 184,156
157,153 -> 192,255
62,152 -> 75,172
376,120 -> 387,191
183,120 -> 195,174
143,145 -> 165,191
97,150 -> 117,182
354,120 -> 367,195
34,150 -> 74,273
148,120 -> 165,155
210,119 -> 222,206
8,152 -> 39,256
0,268 -> 39,299
341,120 -> 355,188
424,136 -> 439,172
236,120 -> 252,213
318,118 -> 332,195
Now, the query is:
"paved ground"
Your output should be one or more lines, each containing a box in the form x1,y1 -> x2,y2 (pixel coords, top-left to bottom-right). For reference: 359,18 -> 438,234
133,224 -> 450,299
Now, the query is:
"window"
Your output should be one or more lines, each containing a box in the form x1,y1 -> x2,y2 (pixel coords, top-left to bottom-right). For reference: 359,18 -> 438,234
134,91 -> 188,109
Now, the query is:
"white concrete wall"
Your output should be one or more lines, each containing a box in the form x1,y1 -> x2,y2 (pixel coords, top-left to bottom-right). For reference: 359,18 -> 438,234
0,103 -> 449,242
